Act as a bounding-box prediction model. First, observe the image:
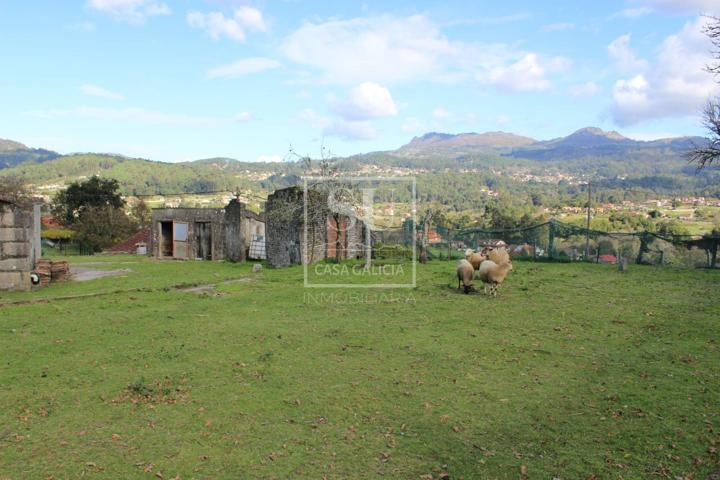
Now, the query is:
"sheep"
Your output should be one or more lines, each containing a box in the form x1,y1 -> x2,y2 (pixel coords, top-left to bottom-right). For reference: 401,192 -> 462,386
456,259 -> 474,294
465,251 -> 487,271
478,259 -> 513,296
486,247 -> 510,265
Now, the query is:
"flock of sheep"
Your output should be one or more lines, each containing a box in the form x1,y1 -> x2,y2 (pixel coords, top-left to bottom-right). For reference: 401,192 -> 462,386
456,247 -> 513,296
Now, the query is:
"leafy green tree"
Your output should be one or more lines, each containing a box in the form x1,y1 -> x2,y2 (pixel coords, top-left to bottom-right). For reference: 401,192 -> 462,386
655,220 -> 690,237
71,206 -> 137,252
130,199 -> 152,229
52,176 -> 137,251
52,176 -> 125,225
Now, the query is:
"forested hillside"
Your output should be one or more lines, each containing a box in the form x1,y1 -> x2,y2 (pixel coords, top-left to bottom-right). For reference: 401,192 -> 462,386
1,127 -> 718,205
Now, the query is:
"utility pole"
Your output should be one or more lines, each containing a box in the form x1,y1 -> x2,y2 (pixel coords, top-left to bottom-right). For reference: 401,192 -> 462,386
584,180 -> 591,261
419,209 -> 432,264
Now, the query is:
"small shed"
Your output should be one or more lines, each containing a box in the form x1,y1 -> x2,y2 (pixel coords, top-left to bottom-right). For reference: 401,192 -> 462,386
150,199 -> 258,262
0,197 -> 41,291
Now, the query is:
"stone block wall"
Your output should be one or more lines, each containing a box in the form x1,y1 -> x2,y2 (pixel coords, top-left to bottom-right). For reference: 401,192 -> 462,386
0,201 -> 40,291
265,186 -> 330,268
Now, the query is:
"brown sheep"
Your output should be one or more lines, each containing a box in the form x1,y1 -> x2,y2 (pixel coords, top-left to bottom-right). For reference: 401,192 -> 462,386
478,259 -> 513,296
456,259 -> 474,294
466,252 -> 487,270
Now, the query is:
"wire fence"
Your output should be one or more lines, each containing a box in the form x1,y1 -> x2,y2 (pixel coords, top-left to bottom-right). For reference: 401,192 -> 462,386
371,219 -> 719,268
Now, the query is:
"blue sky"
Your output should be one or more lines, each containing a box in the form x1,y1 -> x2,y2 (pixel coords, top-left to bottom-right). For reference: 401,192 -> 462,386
1,0 -> 719,162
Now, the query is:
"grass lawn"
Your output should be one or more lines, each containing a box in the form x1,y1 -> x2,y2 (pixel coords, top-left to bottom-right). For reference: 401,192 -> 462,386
1,256 -> 719,479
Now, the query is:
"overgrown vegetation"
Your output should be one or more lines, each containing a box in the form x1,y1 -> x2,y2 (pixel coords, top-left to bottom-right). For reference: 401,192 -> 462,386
52,176 -> 137,251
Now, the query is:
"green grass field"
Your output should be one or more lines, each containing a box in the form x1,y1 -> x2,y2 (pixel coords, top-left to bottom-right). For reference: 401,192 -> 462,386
1,256 -> 719,479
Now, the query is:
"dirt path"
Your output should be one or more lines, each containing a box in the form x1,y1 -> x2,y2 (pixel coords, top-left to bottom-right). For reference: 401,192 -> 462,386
0,276 -> 253,308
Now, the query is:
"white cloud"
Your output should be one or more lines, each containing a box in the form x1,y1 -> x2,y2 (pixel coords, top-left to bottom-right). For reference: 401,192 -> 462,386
282,15 -> 454,85
187,11 -> 245,41
187,7 -> 266,42
234,6 -> 267,32
256,154 -> 283,162
630,0 -> 720,14
542,22 -> 575,31
295,108 -> 330,129
612,7 -> 653,18
281,13 -> 569,93
569,81 -> 601,97
608,34 -> 648,73
486,54 -> 569,92
235,112 -> 253,122
206,58 -> 281,79
432,106 -> 452,119
330,82 -> 398,121
324,120 -> 377,140
282,14 -> 526,86
81,84 -> 124,100
30,106 -> 232,126
442,13 -> 530,27
610,17 -> 720,125
88,0 -> 170,24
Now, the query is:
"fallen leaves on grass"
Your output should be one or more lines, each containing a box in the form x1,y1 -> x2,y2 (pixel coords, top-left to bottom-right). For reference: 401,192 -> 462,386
111,377 -> 191,405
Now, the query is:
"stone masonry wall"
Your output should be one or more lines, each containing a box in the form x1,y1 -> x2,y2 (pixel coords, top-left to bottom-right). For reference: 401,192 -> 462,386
266,186 -> 329,268
0,201 -> 39,291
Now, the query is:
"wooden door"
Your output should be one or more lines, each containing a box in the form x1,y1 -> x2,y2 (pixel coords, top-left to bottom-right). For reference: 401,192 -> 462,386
195,222 -> 212,260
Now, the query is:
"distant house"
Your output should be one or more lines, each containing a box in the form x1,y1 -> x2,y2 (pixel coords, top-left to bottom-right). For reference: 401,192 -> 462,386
479,239 -> 507,249
150,199 -> 262,262
106,228 -> 151,255
599,254 -> 617,264
41,215 -> 61,229
508,243 -> 536,257
1,197 -> 41,291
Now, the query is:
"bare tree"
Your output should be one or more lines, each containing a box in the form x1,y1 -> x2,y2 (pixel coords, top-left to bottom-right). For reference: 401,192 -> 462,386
689,16 -> 720,168
688,100 -> 720,168
0,175 -> 30,204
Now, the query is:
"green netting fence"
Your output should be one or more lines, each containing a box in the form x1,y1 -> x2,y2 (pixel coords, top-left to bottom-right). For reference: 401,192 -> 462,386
389,219 -> 719,268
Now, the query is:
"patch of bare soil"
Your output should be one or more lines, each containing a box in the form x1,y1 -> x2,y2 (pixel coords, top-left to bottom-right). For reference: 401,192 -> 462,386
176,277 -> 253,295
71,267 -> 133,282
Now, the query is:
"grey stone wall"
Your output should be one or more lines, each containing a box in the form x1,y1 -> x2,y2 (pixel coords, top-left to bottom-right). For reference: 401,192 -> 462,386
0,201 -> 40,291
265,186 -> 329,268
224,199 -> 245,262
265,187 -> 303,268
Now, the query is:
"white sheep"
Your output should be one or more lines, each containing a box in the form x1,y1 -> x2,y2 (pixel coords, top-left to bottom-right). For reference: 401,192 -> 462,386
478,259 -> 513,296
486,247 -> 510,265
456,259 -> 474,294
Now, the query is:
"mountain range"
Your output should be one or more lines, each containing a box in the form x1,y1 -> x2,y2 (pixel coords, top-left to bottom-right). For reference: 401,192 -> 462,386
396,127 -> 701,161
0,127 -> 712,197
